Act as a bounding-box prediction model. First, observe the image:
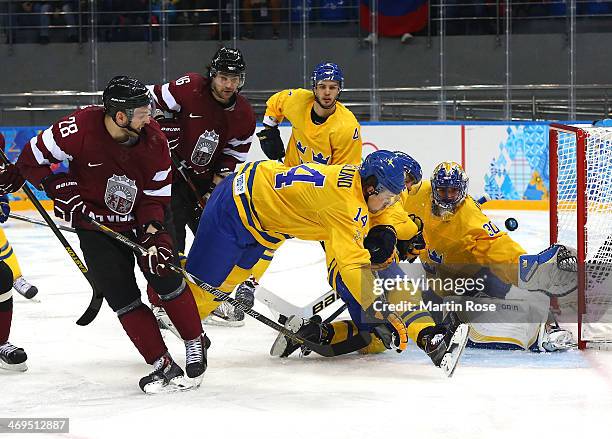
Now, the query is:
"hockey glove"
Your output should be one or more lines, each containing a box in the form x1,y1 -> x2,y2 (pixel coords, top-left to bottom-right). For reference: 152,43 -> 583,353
386,312 -> 409,353
0,194 -> 9,223
137,222 -> 175,277
41,173 -> 92,224
518,244 -> 578,297
368,297 -> 408,353
257,126 -> 285,160
364,225 -> 397,270
397,214 -> 426,262
0,163 -> 25,195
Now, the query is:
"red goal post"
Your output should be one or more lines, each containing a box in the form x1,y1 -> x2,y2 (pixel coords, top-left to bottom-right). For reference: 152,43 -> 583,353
549,123 -> 612,349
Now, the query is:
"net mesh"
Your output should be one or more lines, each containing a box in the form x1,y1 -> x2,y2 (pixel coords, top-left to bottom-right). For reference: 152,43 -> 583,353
554,126 -> 612,344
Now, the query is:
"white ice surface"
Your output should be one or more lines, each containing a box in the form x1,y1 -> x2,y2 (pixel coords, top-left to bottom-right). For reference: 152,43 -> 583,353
2,210 -> 612,439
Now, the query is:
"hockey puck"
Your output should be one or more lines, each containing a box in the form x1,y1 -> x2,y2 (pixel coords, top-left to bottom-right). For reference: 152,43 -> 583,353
505,217 -> 518,231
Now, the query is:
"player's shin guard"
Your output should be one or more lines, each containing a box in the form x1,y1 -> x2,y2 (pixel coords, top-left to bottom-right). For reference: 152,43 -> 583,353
158,282 -> 203,341
118,302 -> 167,364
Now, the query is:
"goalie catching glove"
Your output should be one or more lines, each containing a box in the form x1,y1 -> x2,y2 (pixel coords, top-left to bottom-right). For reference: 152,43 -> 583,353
518,244 -> 578,297
257,126 -> 285,160
137,222 -> 175,277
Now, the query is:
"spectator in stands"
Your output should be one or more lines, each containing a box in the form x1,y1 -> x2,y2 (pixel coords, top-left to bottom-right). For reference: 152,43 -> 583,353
104,0 -> 149,41
152,0 -> 179,26
12,1 -> 41,43
361,0 -> 428,43
543,0 -> 567,17
38,1 -> 78,43
241,0 -> 281,39
580,1 -> 612,15
444,0 -> 496,35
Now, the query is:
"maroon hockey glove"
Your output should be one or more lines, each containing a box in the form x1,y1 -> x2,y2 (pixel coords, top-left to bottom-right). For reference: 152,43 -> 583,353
0,163 -> 25,195
137,227 -> 175,277
42,173 -> 92,224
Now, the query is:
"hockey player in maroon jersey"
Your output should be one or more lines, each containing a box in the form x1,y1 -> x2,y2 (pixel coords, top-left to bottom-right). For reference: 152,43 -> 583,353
14,76 -> 208,394
148,46 -> 257,326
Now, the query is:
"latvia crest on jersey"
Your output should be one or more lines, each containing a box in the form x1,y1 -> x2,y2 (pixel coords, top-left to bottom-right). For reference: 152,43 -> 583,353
191,129 -> 219,167
105,174 -> 138,215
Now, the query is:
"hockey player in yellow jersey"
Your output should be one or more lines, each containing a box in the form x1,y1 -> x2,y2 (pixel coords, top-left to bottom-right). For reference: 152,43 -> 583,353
0,196 -> 38,300
256,62 -> 362,167
402,162 -> 576,351
186,151 -> 400,314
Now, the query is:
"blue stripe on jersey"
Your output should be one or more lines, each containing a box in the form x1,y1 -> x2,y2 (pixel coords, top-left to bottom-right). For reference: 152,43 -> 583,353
0,249 -> 14,261
237,161 -> 283,246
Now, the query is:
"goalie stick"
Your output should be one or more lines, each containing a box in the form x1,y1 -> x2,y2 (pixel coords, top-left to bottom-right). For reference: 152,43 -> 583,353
0,150 -> 102,326
256,286 -> 341,321
85,216 -> 342,357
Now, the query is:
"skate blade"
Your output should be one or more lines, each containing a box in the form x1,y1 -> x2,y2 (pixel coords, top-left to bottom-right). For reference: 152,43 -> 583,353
270,315 -> 302,357
440,324 -> 469,378
201,316 -> 245,328
143,376 -> 201,395
270,332 -> 288,357
0,360 -> 28,372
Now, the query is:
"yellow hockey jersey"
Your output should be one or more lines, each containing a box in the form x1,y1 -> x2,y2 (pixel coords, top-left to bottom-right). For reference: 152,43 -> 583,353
407,180 -> 526,286
263,88 -> 362,167
370,195 -> 419,241
232,160 -> 378,309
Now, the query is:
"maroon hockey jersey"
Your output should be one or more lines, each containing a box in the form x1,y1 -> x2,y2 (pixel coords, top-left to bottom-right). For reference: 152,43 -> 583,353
16,106 -> 172,231
149,73 -> 255,180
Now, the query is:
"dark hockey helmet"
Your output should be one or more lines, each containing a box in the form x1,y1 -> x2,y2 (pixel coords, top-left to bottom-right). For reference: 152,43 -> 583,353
209,47 -> 246,89
102,75 -> 153,122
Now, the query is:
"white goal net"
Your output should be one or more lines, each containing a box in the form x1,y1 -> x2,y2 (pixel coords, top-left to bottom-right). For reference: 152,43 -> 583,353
550,124 -> 612,348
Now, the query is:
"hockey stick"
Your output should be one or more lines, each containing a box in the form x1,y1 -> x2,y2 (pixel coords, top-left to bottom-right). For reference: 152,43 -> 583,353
9,212 -> 76,233
170,153 -> 207,211
84,216 -> 339,357
0,151 -> 103,326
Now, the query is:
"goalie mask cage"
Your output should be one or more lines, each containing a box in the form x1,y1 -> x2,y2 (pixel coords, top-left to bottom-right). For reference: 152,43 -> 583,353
549,123 -> 612,349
